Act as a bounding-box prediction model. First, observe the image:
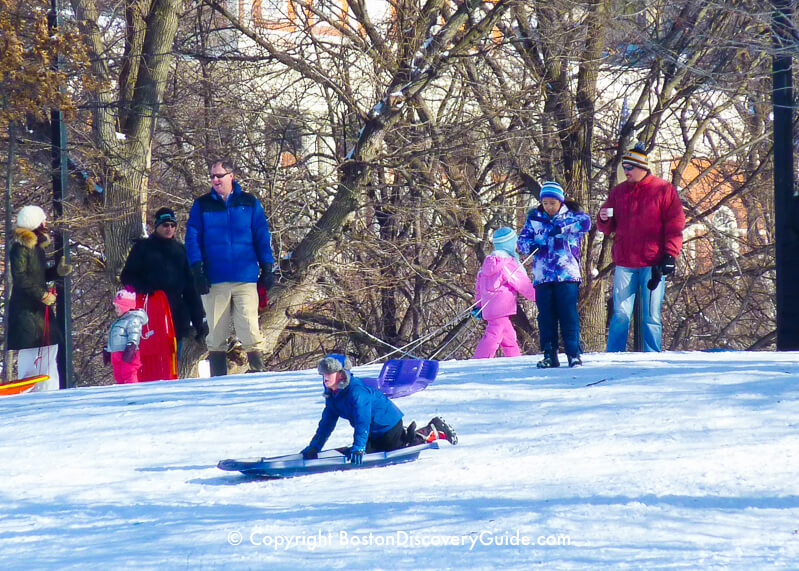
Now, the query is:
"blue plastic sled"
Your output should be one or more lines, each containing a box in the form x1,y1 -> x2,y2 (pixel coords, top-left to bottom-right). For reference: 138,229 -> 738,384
218,441 -> 439,478
360,359 -> 439,399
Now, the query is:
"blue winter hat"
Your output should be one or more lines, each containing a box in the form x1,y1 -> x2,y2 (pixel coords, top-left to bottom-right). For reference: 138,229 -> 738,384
492,226 -> 517,247
491,227 -> 520,261
539,181 -> 565,203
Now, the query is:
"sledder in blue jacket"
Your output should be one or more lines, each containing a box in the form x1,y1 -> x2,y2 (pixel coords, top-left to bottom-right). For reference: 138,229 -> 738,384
302,354 -> 458,465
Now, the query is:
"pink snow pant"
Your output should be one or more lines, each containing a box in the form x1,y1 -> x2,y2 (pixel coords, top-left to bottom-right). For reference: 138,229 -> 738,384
112,351 -> 142,384
473,316 -> 521,359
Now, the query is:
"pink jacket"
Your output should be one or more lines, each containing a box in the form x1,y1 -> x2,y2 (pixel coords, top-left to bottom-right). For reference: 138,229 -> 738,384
596,173 -> 685,268
474,253 -> 536,321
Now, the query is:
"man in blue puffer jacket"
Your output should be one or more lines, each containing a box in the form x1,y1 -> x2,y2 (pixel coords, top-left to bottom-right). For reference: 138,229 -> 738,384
301,354 -> 457,465
185,158 -> 275,376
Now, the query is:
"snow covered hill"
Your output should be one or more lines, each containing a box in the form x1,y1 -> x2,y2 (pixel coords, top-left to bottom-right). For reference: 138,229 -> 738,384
2,351 -> 798,569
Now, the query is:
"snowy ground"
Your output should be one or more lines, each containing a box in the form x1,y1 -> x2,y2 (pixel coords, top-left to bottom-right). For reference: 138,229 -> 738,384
1,351 -> 798,569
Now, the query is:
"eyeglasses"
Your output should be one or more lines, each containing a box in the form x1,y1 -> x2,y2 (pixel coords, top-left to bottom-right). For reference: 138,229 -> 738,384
622,164 -> 635,172
210,172 -> 231,180
160,222 -> 177,228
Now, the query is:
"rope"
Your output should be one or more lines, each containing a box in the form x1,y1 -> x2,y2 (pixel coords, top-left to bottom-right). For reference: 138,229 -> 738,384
357,327 -> 421,360
362,249 -> 538,365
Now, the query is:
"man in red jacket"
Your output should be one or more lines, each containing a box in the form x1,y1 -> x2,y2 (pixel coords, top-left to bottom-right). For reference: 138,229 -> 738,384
597,145 -> 685,352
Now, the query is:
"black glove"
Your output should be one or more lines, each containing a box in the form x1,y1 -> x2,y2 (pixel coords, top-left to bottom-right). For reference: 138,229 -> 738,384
122,342 -> 137,363
660,254 -> 676,276
647,265 -> 663,291
548,224 -> 562,237
195,319 -> 209,341
301,446 -> 318,460
102,349 -> 111,366
191,262 -> 211,295
258,265 -> 274,291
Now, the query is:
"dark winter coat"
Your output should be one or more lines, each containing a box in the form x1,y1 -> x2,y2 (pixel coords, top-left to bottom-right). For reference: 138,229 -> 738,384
120,234 -> 205,341
184,181 -> 274,284
7,228 -> 63,350
308,375 -> 404,451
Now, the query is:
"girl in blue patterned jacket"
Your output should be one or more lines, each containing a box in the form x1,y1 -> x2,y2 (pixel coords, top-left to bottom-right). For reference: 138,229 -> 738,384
518,181 -> 591,368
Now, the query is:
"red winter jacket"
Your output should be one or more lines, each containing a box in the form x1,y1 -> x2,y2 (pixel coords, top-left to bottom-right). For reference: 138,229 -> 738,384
596,173 -> 685,268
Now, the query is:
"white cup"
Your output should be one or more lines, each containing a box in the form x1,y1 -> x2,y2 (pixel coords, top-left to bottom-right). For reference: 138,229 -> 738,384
605,208 -> 614,217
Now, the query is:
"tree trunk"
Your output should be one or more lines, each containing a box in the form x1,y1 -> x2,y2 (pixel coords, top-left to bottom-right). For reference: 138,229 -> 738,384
73,0 -> 181,278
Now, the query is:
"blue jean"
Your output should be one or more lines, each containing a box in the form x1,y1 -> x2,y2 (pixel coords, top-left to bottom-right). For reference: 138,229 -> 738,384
607,266 -> 665,352
535,281 -> 581,356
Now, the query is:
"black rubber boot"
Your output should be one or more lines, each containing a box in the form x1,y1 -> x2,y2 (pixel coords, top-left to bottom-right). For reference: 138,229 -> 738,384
404,422 -> 418,446
537,348 -> 560,368
246,351 -> 267,373
208,351 -> 227,377
567,354 -> 583,368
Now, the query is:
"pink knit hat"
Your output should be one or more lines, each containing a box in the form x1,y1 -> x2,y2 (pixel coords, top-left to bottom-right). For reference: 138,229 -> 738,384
113,288 -> 137,313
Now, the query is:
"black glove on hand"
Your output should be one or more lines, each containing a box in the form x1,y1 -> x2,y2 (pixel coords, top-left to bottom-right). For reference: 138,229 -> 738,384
660,254 -> 676,276
102,349 -> 111,366
195,319 -> 209,341
258,265 -> 274,291
122,342 -> 137,363
647,265 -> 663,291
191,262 -> 211,295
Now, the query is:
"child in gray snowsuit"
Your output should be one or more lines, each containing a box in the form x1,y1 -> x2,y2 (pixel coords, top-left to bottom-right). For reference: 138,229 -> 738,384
106,289 -> 148,384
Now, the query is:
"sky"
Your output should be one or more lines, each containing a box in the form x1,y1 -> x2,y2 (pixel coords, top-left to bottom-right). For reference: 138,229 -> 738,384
1,350 -> 798,569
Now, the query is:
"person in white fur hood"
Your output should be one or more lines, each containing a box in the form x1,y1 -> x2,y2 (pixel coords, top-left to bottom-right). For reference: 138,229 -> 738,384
7,205 -> 71,351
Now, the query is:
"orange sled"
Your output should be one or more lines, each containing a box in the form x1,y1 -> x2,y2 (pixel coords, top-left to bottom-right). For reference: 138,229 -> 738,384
0,374 -> 49,396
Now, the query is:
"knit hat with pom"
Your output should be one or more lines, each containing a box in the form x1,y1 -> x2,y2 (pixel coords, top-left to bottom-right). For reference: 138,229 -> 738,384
113,288 -> 138,313
621,142 -> 649,171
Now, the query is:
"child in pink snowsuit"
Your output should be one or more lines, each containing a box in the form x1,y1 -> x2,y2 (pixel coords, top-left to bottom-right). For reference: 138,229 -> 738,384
473,227 -> 536,359
106,289 -> 149,384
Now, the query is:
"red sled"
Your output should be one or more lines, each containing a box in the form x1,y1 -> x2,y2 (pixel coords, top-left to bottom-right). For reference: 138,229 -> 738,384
135,290 -> 178,382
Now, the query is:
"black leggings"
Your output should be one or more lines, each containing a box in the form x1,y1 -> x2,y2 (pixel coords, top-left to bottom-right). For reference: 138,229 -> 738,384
365,420 -> 406,453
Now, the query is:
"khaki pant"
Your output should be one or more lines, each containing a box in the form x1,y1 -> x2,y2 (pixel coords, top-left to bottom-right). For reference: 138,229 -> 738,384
202,282 -> 264,352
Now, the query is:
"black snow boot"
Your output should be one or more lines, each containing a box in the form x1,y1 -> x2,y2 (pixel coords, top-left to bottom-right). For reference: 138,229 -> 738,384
537,349 -> 560,368
417,417 -> 458,445
567,354 -> 583,368
208,351 -> 228,377
246,351 -> 267,373
404,421 -> 418,446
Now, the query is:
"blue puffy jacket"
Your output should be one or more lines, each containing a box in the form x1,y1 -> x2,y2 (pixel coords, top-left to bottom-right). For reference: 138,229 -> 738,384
185,181 -> 274,284
308,375 -> 403,451
518,203 -> 591,286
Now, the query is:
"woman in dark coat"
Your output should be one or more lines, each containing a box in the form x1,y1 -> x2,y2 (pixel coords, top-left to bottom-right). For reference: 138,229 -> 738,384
8,205 -> 71,350
119,207 -> 207,351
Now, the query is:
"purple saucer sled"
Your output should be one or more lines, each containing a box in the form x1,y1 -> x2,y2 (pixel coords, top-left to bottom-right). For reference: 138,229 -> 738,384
360,359 -> 439,398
